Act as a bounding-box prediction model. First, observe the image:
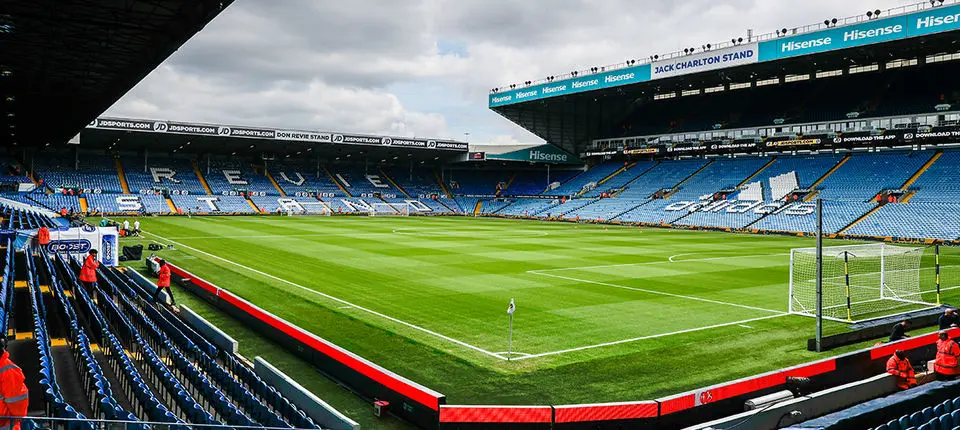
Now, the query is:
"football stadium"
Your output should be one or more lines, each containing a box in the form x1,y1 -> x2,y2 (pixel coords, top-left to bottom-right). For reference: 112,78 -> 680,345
7,0 -> 960,429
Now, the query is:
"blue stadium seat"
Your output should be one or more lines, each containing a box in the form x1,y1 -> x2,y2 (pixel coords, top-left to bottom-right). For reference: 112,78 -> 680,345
122,156 -> 207,195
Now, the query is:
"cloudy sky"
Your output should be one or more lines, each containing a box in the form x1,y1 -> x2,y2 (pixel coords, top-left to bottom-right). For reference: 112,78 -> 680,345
105,0 -> 913,145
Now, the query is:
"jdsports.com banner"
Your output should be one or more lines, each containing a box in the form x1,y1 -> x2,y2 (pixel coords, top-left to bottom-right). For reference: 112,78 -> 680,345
88,117 -> 467,152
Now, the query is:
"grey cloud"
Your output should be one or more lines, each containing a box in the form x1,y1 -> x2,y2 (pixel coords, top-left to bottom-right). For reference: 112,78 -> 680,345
108,0 -> 915,145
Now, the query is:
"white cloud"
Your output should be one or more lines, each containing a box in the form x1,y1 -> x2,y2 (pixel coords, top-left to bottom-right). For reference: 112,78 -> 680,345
106,0 -> 914,146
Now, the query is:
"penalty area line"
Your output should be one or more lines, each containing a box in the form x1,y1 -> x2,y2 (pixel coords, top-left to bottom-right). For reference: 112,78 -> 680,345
512,314 -> 788,361
142,231 -> 509,361
532,252 -> 791,272
529,271 -> 784,315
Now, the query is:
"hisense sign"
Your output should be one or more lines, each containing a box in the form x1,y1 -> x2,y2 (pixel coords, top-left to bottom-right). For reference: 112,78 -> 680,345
529,150 -> 568,163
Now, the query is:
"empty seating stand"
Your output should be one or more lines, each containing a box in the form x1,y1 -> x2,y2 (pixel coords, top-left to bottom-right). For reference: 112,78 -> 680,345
0,203 -> 58,230
9,246 -> 323,429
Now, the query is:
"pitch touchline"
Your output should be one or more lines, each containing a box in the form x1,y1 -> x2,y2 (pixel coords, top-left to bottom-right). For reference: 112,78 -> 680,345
529,271 -> 784,314
512,314 -> 789,360
142,231 -> 509,361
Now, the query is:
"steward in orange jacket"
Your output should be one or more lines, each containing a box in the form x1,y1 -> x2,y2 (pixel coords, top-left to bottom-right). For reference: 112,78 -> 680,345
79,249 -> 99,288
36,227 -> 50,246
151,259 -> 177,307
886,350 -> 916,389
0,340 -> 29,430
935,331 -> 960,380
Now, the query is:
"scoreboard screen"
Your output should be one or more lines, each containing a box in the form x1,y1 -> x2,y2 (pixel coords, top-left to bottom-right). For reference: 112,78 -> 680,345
469,152 -> 486,161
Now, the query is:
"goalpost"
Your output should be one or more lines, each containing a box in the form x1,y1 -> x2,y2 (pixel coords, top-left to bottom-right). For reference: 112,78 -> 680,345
369,202 -> 411,217
789,243 -> 936,323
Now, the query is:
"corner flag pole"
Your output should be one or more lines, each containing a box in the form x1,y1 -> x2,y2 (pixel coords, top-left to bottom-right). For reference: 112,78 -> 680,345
815,198 -> 824,352
507,299 -> 516,361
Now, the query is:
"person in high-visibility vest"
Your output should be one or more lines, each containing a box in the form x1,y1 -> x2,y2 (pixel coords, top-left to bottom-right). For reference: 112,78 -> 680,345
0,339 -> 29,430
151,259 -> 177,308
36,226 -> 51,249
79,249 -> 99,290
885,350 -> 916,390
935,331 -> 960,380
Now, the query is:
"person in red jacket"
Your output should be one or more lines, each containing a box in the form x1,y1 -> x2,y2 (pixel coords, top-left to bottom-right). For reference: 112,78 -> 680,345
151,259 -> 177,307
0,339 -> 29,430
36,226 -> 51,249
886,350 -> 917,390
935,331 -> 960,380
79,249 -> 99,290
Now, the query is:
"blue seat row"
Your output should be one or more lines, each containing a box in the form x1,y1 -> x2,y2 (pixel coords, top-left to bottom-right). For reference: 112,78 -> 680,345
0,204 -> 58,230
55,254 -> 182,425
873,396 -> 960,430
35,249 -> 135,422
104,266 -> 318,429
26,253 -> 90,426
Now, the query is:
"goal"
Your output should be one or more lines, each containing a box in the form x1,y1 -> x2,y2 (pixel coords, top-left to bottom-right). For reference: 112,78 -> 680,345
369,203 -> 410,216
284,201 -> 331,216
789,243 -> 935,323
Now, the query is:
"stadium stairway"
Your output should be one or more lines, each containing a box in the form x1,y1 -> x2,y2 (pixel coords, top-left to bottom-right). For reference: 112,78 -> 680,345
497,173 -> 516,197
838,150 -> 945,236
473,200 -> 483,216
668,159 -> 716,198
114,157 -> 131,194
245,196 -> 261,213
902,150 -> 943,190
325,166 -> 353,197
584,162 -> 635,195
192,159 -> 214,195
736,156 -> 777,188
558,198 -> 600,217
377,195 -> 402,213
611,161 -> 661,197
379,168 -> 412,197
78,196 -> 89,213
265,170 -> 287,196
165,196 -> 178,213
805,153 -> 853,201
839,204 -> 884,234
544,169 -> 584,193
435,169 -> 453,198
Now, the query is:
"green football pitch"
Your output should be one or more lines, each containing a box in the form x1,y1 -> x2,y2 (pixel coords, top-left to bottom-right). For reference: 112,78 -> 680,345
118,216 -> 960,409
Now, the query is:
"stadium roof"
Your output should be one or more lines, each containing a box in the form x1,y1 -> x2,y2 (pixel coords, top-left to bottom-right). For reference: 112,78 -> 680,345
0,0 -> 234,149
491,1 -> 960,153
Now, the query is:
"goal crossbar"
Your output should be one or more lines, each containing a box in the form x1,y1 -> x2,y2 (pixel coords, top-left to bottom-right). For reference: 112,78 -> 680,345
789,243 -> 936,323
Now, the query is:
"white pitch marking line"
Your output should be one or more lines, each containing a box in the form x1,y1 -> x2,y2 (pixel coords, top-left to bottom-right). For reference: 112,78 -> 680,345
531,252 -> 791,273
512,314 -> 788,361
530,271 -> 784,314
738,324 -> 753,329
159,229 -> 559,240
143,231 -> 509,361
494,352 -> 533,358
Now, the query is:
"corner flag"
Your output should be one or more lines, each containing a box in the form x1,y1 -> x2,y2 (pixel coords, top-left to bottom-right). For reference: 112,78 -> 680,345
507,298 -> 516,315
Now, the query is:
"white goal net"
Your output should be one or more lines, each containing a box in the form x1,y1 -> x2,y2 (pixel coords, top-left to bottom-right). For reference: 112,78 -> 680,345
369,203 -> 410,216
789,243 -> 935,323
284,201 -> 331,216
